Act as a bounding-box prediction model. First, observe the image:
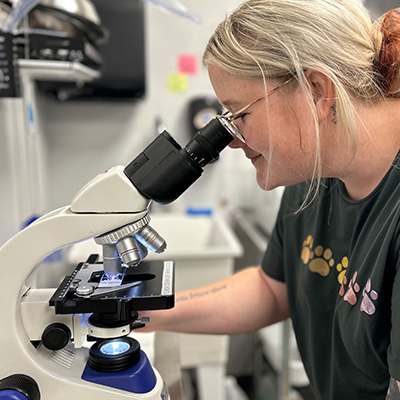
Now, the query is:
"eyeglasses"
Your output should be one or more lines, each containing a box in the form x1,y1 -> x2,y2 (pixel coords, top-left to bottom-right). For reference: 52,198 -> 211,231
216,76 -> 295,143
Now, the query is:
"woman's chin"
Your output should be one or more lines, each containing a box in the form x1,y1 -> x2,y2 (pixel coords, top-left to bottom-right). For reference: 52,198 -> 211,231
256,174 -> 278,191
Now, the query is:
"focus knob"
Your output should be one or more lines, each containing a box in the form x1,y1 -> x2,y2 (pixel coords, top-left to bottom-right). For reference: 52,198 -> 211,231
41,323 -> 71,351
0,374 -> 40,400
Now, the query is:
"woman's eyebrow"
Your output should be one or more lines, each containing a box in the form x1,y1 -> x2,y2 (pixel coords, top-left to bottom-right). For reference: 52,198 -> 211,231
221,99 -> 242,110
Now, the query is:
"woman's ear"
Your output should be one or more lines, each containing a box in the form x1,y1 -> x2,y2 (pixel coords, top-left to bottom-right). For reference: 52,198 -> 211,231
305,70 -> 335,122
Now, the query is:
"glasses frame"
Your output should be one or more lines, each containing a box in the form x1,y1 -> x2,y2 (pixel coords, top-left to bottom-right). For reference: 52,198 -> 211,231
217,76 -> 295,143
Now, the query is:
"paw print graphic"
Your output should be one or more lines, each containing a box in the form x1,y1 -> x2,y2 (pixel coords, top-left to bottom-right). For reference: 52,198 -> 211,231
308,245 -> 335,277
360,279 -> 378,316
342,271 -> 360,306
301,235 -> 314,264
336,257 -> 349,284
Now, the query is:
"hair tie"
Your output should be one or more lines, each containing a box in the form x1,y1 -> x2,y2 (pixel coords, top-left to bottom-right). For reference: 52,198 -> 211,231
377,8 -> 400,96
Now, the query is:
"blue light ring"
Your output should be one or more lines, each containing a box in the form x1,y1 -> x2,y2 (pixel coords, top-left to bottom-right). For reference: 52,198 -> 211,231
88,337 -> 140,372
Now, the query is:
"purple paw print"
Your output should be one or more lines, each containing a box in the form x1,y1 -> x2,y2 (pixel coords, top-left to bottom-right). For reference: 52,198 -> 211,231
360,279 -> 378,316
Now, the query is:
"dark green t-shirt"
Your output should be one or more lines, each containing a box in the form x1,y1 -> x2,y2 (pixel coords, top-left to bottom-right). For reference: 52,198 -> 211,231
262,162 -> 400,399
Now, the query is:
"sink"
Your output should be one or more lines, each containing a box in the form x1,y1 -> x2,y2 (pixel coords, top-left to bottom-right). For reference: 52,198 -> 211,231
146,212 -> 243,260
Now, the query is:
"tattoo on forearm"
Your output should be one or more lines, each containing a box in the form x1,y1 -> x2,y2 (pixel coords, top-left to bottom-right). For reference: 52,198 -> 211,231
176,284 -> 227,303
386,378 -> 400,399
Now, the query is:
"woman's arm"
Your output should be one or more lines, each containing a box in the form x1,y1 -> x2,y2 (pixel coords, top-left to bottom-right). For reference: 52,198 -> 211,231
386,378 -> 400,399
139,266 -> 290,335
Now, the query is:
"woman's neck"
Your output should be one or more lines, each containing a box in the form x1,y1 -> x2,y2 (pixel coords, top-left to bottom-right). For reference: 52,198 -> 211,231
339,99 -> 400,200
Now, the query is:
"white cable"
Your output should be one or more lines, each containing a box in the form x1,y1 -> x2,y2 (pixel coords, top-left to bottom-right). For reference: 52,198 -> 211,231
140,0 -> 201,23
3,0 -> 41,33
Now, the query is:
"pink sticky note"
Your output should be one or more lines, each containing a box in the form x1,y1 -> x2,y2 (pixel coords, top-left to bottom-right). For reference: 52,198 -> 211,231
178,54 -> 198,75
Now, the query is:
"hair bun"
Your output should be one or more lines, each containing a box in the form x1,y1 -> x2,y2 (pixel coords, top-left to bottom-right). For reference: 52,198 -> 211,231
373,8 -> 400,96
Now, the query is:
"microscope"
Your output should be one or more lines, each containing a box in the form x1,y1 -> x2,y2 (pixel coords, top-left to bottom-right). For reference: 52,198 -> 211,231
0,117 -> 233,400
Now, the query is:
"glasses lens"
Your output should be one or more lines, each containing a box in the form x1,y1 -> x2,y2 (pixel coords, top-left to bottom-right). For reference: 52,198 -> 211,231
216,115 -> 246,143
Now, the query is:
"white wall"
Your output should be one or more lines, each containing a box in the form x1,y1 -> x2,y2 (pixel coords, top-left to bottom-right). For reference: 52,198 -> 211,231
363,0 -> 398,20
38,0 -> 242,209
2,0 -> 273,245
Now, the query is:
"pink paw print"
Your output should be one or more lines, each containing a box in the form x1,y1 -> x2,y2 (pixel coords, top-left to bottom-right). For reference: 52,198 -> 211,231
343,271 -> 360,306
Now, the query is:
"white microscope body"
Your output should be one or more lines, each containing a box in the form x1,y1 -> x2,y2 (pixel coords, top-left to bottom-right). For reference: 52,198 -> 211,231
0,166 -> 170,399
0,118 -> 233,399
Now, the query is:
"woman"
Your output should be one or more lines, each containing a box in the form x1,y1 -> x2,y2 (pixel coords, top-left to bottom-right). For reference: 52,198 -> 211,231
141,1 -> 400,398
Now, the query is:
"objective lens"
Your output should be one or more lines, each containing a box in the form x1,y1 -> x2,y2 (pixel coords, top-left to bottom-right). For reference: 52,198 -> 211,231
116,236 -> 142,266
135,225 -> 166,254
103,244 -> 123,276
100,340 -> 130,356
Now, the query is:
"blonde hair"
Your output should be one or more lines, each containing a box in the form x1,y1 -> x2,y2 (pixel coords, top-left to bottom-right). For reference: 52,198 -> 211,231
203,0 -> 400,206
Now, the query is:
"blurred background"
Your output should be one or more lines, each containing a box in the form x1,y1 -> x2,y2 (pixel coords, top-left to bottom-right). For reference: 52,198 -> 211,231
0,1 -> 396,399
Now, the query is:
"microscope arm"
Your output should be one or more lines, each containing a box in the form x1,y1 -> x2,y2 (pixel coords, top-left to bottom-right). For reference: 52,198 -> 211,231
1,165 -> 150,341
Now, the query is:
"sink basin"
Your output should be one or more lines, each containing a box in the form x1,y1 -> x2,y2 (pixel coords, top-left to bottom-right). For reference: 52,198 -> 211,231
146,212 -> 243,260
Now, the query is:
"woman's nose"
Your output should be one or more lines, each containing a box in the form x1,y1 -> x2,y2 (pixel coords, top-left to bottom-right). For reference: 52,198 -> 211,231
228,137 -> 246,149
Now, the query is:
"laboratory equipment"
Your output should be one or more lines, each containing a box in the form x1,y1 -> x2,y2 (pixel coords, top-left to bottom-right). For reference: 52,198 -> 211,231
0,117 -> 233,399
0,0 -> 107,235
36,0 -> 147,101
1,0 -> 107,69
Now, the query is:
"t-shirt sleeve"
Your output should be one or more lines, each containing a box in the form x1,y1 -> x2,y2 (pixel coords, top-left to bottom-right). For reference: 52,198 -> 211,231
387,230 -> 400,380
261,207 -> 285,282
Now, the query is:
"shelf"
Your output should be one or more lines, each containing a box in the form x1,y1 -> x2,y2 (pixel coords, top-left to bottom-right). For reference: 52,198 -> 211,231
17,59 -> 100,82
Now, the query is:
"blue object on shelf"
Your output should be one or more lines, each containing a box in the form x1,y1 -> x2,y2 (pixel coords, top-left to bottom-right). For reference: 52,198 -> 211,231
186,207 -> 213,216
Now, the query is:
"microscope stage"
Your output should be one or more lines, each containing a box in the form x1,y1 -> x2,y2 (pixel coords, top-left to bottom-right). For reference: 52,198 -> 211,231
49,255 -> 174,316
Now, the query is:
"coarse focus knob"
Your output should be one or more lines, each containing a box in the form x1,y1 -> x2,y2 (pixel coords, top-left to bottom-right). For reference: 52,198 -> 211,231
0,374 -> 40,400
41,323 -> 71,351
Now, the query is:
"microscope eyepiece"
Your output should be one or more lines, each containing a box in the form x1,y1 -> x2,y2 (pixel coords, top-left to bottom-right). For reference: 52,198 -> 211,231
182,118 -> 233,168
124,118 -> 233,204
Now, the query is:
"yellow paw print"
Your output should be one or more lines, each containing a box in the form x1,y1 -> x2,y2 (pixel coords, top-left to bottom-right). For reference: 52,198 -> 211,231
336,257 -> 349,284
301,235 -> 314,264
309,245 -> 335,277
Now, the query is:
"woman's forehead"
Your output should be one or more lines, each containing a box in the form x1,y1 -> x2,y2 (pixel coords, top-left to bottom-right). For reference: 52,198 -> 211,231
208,65 -> 265,105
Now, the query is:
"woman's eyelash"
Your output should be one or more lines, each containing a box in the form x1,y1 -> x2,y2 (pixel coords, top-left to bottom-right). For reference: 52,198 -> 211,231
233,113 -> 248,121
